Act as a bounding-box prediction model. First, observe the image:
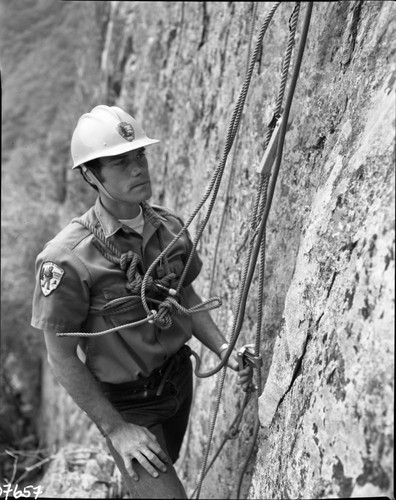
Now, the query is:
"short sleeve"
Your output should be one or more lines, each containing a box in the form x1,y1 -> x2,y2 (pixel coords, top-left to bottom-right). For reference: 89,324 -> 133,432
31,242 -> 91,333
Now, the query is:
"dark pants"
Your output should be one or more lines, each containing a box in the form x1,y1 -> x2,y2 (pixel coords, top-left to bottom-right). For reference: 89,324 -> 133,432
100,346 -> 193,498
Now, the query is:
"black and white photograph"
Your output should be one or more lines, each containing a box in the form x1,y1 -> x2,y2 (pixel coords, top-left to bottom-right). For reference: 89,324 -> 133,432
0,1 -> 394,499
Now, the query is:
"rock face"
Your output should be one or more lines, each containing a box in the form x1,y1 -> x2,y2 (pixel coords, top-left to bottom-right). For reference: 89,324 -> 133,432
39,1 -> 394,498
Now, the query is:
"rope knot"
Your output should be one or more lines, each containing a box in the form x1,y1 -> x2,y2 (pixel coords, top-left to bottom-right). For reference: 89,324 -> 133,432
126,274 -> 143,294
120,251 -> 138,271
152,297 -> 177,330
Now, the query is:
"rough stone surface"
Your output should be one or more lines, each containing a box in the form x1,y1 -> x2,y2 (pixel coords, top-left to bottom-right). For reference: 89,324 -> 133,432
37,443 -> 125,498
39,1 -> 394,498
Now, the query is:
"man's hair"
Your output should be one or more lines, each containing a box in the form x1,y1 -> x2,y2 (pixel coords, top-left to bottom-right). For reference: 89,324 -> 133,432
80,158 -> 105,191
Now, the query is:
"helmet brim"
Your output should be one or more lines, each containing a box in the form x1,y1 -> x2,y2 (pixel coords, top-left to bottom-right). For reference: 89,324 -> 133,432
72,137 -> 160,169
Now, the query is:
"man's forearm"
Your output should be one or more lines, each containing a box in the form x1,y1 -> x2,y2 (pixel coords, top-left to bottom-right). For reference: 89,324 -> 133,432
184,284 -> 228,356
48,354 -> 124,436
190,310 -> 228,356
47,351 -> 170,481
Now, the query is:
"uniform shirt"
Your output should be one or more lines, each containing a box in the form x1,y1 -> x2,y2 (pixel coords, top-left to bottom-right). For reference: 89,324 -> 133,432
31,198 -> 203,383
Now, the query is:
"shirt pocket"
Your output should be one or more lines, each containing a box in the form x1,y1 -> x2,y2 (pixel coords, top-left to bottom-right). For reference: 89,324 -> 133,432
102,283 -> 146,326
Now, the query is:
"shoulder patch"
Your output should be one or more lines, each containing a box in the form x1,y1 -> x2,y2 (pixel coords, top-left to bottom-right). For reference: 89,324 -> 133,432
40,262 -> 65,296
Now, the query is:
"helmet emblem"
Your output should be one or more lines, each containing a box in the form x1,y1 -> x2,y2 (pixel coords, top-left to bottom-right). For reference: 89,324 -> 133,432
117,122 -> 135,142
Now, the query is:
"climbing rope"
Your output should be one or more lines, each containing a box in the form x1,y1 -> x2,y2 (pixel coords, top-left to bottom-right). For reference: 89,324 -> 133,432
236,4 -> 313,497
234,3 -> 303,497
139,1 -> 283,328
175,1 -> 260,476
192,2 -> 313,497
192,0 -> 299,381
189,390 -> 253,499
193,1 -> 289,496
56,315 -> 155,337
189,3 -> 305,492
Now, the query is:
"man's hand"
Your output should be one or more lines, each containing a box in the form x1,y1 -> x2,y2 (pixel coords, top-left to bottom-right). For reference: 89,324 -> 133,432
108,422 -> 169,481
220,348 -> 254,392
43,331 -> 169,482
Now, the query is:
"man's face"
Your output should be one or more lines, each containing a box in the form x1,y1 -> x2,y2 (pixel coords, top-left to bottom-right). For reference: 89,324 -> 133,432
98,147 -> 152,204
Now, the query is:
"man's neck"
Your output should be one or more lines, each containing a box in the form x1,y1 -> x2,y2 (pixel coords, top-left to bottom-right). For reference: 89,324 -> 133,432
99,194 -> 141,220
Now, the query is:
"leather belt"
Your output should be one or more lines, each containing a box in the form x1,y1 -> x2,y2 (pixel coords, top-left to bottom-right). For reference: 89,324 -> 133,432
99,344 -> 191,397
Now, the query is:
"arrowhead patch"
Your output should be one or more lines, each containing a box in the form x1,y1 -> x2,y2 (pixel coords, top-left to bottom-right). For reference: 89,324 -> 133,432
117,121 -> 135,142
40,262 -> 65,296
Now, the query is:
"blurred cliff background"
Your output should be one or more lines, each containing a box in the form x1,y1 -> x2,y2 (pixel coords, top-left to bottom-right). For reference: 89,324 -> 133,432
1,1 -> 394,498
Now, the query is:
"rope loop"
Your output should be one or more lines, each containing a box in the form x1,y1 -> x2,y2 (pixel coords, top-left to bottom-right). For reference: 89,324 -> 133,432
153,296 -> 191,330
152,295 -> 223,330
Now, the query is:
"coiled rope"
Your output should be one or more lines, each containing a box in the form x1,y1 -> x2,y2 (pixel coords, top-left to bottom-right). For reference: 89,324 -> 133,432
57,207 -> 221,337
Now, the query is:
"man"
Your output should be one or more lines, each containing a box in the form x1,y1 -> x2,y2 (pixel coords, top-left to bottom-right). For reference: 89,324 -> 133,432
31,105 -> 251,498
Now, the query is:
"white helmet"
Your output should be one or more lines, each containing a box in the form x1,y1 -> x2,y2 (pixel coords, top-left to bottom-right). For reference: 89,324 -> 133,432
71,105 -> 160,169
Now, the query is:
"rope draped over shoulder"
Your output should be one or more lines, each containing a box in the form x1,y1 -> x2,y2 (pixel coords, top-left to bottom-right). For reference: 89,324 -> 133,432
73,214 -> 177,297
58,202 -> 221,336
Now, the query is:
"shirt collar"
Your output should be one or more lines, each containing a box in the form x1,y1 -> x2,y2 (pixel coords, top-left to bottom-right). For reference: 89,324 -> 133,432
94,197 -> 166,239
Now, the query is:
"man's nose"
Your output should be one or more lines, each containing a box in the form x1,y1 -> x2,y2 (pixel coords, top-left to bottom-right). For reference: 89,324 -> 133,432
129,157 -> 147,175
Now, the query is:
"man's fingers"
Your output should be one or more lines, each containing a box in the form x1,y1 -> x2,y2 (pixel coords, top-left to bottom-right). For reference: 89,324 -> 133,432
237,365 -> 252,378
122,447 -> 168,481
124,457 -> 139,481
143,432 -> 169,463
236,365 -> 254,391
238,372 -> 252,383
108,423 -> 170,481
144,448 -> 167,472
155,448 -> 169,463
136,452 -> 163,478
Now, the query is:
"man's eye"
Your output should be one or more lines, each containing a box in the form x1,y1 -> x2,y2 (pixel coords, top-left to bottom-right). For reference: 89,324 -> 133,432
114,159 -> 128,167
137,152 -> 146,159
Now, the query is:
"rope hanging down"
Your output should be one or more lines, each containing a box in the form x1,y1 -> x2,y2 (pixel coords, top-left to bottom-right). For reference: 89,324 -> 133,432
192,1 -> 286,496
193,2 -> 313,498
235,3 -> 314,496
176,0 -> 261,477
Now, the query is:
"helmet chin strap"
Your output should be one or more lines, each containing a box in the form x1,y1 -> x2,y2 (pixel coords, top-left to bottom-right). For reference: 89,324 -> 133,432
82,165 -> 138,206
